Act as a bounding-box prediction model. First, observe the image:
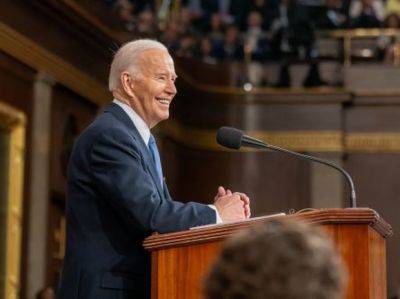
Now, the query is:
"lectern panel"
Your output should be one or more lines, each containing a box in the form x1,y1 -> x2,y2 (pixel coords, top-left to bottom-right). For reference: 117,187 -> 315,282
151,241 -> 223,299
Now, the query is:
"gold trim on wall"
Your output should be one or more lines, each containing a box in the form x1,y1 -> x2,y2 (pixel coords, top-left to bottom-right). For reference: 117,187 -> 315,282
346,133 -> 400,153
160,121 -> 400,153
160,121 -> 344,152
0,102 -> 26,299
0,22 -> 109,105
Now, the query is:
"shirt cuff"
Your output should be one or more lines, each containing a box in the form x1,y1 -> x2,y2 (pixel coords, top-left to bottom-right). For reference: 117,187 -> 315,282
208,204 -> 223,224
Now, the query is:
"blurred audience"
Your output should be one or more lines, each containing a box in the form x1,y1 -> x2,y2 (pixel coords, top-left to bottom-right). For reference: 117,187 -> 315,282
204,220 -> 346,299
106,0 -> 400,86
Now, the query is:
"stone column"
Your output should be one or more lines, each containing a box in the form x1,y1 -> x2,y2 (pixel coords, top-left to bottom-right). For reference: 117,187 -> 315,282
26,72 -> 54,299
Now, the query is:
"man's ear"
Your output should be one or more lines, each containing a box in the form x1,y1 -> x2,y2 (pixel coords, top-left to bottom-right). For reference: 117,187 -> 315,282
120,71 -> 136,98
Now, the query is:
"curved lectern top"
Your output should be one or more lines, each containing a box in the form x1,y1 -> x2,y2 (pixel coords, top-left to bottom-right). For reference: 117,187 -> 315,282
143,208 -> 392,251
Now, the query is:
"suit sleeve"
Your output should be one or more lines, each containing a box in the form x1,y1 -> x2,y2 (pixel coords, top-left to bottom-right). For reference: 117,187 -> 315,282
89,127 -> 216,234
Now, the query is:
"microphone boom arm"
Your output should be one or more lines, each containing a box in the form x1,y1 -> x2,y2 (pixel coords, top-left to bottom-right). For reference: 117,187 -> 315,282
242,136 -> 357,208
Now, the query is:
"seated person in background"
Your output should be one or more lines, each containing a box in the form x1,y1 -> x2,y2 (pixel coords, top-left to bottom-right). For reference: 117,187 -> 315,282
377,13 -> 400,63
204,219 -> 346,299
269,0 -> 314,61
350,0 -> 385,27
207,13 -> 226,45
196,37 -> 218,64
176,33 -> 197,57
220,25 -> 244,61
244,11 -> 272,61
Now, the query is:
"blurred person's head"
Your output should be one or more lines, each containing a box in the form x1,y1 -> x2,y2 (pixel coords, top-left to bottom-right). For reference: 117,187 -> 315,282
179,8 -> 193,26
325,0 -> 342,9
224,25 -> 240,44
254,0 -> 266,6
200,37 -> 213,55
180,34 -> 196,49
161,22 -> 179,44
137,10 -> 156,34
117,0 -> 133,10
167,15 -> 190,35
360,0 -> 375,9
385,13 -> 400,28
204,220 -> 346,299
117,0 -> 135,22
210,13 -> 223,32
247,11 -> 263,29
177,34 -> 196,57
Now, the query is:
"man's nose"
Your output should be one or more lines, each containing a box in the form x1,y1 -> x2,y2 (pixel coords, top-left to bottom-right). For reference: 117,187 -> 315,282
166,80 -> 177,96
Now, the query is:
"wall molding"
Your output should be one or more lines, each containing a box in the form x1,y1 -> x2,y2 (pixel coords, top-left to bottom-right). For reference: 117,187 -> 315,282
346,133 -> 400,153
159,121 -> 400,153
0,101 -> 26,299
0,22 -> 109,105
159,121 -> 344,152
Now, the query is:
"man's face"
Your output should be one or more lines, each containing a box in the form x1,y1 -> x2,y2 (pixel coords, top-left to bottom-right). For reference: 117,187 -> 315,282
127,49 -> 177,128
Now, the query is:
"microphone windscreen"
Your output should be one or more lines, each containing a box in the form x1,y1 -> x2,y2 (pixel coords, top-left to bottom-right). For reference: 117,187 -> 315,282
216,127 -> 243,149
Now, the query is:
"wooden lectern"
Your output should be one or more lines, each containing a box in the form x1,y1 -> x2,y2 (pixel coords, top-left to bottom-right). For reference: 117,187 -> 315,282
143,208 -> 392,299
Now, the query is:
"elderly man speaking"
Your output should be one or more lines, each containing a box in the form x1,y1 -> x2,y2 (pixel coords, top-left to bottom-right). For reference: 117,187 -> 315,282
57,39 -> 250,299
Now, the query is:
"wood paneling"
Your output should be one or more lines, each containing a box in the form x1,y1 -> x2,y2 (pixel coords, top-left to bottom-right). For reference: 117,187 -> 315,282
151,242 -> 223,299
345,153 -> 400,297
145,209 -> 391,299
50,85 -> 98,195
48,84 -> 98,289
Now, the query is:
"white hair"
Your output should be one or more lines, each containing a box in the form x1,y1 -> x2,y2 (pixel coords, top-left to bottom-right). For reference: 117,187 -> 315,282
108,39 -> 168,91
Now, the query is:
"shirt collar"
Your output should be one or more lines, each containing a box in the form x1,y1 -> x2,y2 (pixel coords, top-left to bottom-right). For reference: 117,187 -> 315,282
113,99 -> 151,145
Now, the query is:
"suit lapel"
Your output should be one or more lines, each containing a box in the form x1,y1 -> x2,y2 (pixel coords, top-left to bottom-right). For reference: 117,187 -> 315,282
103,103 -> 165,198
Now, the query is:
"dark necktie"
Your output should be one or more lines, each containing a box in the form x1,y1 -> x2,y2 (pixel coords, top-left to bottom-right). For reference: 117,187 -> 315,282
148,134 -> 163,188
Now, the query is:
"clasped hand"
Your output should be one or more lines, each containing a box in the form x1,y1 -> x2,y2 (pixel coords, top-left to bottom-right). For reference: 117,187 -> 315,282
213,186 -> 251,222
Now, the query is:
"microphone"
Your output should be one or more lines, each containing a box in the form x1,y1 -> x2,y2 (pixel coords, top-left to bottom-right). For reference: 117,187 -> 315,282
216,126 -> 357,208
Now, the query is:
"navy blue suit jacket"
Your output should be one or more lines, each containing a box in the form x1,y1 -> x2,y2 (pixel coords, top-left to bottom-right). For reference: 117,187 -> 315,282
58,103 -> 216,299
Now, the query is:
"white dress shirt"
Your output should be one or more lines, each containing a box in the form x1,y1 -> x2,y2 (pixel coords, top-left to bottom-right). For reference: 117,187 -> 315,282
113,99 -> 222,224
113,99 -> 150,145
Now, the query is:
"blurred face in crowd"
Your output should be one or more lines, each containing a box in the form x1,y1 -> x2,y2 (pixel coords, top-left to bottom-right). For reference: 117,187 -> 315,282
121,49 -> 177,128
201,38 -> 213,55
361,0 -> 374,8
179,8 -> 192,25
247,11 -> 263,28
118,0 -> 134,21
255,0 -> 266,6
225,26 -> 239,43
180,35 -> 195,50
211,13 -> 223,31
138,10 -> 155,28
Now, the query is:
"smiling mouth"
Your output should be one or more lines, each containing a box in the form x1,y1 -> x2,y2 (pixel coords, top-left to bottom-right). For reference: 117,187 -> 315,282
156,98 -> 170,106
